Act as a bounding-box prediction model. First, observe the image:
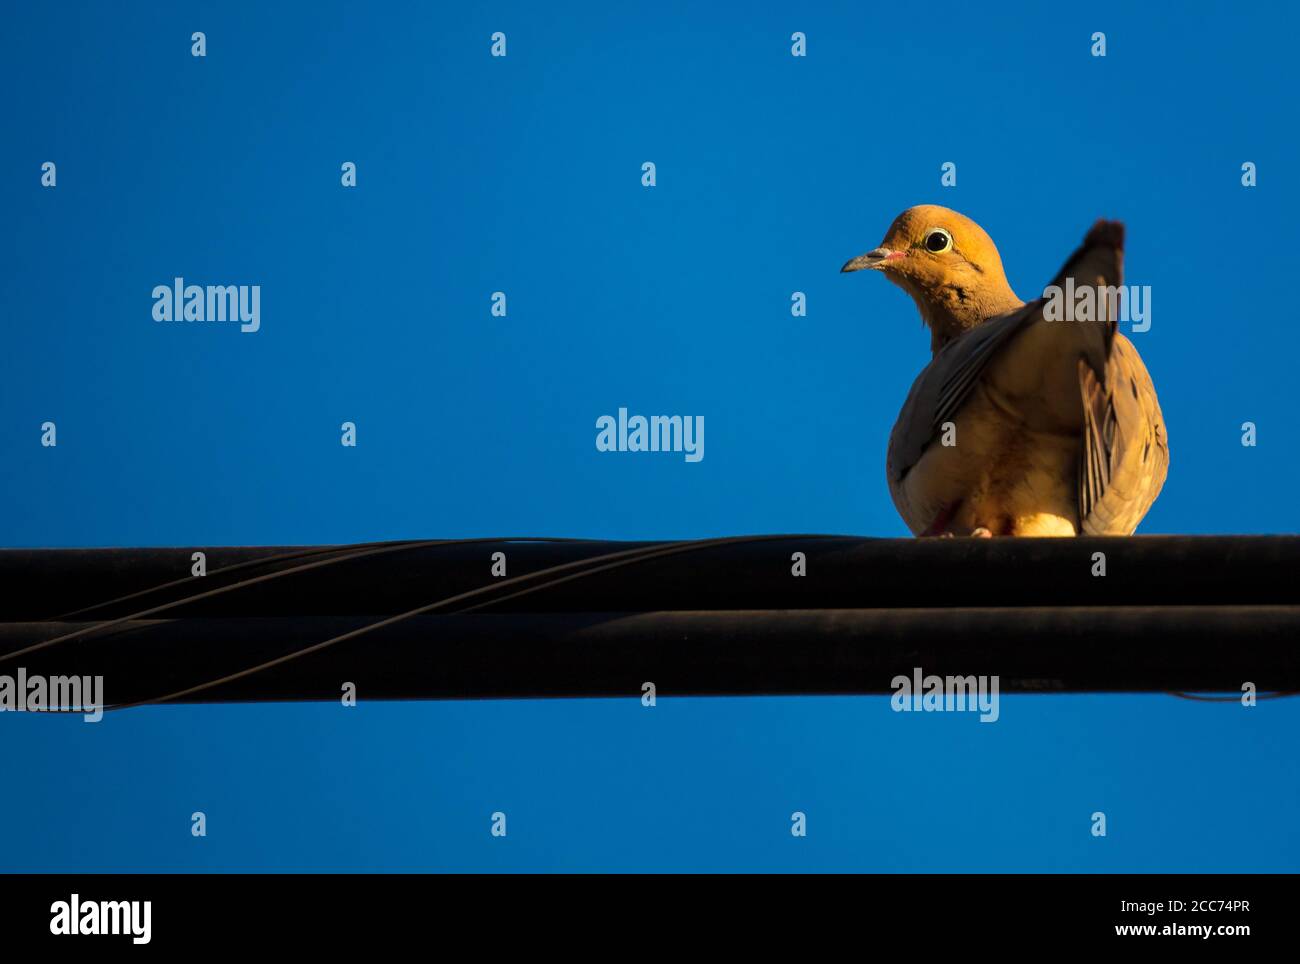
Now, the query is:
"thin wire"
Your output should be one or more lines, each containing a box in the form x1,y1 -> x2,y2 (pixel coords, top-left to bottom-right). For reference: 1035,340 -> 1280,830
50,540 -> 416,621
104,534 -> 829,711
1168,691 -> 1298,702
0,536 -> 588,667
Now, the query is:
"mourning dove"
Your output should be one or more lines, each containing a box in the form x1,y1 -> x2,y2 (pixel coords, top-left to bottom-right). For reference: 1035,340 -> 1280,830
842,205 -> 1168,537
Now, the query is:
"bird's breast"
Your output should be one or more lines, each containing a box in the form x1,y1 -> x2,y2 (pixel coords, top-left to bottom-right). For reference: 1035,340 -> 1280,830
891,383 -> 1080,536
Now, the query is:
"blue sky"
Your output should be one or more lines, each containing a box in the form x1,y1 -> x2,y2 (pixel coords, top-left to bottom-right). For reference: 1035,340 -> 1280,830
2,0 -> 1297,871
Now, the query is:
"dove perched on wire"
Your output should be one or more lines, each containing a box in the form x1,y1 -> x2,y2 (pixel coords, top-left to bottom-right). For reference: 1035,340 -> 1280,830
842,205 -> 1168,537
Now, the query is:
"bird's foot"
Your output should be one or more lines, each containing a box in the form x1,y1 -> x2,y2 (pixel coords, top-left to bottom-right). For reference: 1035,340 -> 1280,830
934,527 -> 991,538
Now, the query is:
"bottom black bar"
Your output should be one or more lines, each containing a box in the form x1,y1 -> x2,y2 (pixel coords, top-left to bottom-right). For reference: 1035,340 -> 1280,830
0,872 -> 1283,949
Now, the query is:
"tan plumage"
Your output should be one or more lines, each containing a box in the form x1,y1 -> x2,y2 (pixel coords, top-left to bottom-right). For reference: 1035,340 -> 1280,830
842,205 -> 1168,537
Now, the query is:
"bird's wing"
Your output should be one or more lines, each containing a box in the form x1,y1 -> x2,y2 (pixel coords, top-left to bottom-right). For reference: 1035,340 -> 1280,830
888,220 -> 1167,533
1046,221 -> 1169,533
1077,335 -> 1169,534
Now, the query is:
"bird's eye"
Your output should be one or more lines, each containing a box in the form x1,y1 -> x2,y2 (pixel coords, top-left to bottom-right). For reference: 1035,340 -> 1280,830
924,229 -> 953,253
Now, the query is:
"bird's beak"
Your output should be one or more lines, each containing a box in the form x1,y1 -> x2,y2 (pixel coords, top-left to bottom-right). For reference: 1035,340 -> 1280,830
841,247 -> 903,273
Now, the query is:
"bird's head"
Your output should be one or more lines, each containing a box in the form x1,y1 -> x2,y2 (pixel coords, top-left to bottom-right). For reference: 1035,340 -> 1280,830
842,204 -> 1023,352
